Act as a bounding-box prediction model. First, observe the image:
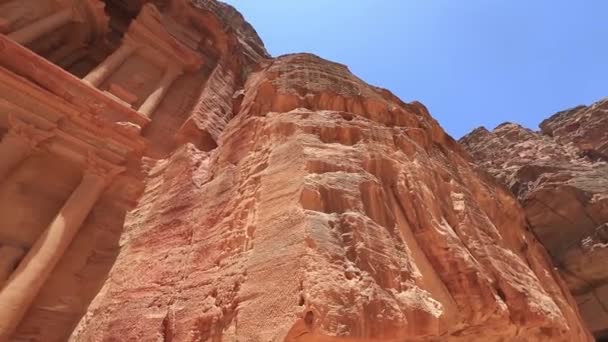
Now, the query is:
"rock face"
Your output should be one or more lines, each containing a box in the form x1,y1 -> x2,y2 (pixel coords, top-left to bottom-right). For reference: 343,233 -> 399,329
0,0 -> 594,341
72,52 -> 594,341
460,100 -> 608,338
540,99 -> 608,161
70,14 -> 594,342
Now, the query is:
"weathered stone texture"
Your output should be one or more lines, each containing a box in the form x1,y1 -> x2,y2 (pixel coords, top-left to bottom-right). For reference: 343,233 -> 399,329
540,98 -> 608,160
461,102 -> 608,338
0,0 -> 595,341
72,51 -> 592,341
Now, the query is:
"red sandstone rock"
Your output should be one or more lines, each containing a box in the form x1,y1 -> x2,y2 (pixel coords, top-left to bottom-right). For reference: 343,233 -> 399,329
73,49 -> 591,342
461,109 -> 608,338
540,98 -> 608,160
0,0 -> 594,341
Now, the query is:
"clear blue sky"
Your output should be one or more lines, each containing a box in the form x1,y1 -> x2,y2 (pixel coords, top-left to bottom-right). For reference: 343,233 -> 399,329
224,1 -> 607,138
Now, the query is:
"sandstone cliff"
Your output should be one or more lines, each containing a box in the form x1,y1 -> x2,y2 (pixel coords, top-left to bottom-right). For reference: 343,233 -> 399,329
69,2 -> 593,340
0,0 -> 595,341
540,99 -> 608,161
460,100 -> 608,339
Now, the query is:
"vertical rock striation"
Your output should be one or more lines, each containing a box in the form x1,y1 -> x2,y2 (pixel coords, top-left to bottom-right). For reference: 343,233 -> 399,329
461,100 -> 608,338
0,0 -> 594,340
74,47 -> 591,342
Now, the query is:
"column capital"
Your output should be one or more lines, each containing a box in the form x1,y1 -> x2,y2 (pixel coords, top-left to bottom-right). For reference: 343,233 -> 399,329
4,116 -> 55,150
83,40 -> 140,87
138,62 -> 184,117
84,151 -> 125,186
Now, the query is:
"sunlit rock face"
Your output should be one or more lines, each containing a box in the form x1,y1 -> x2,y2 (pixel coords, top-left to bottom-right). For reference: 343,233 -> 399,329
72,27 -> 592,342
540,99 -> 608,160
0,0 -> 593,341
461,100 -> 608,339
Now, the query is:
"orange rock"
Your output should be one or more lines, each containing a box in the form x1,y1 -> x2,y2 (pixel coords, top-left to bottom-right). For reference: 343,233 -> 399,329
74,41 -> 590,342
0,0 -> 594,341
461,106 -> 608,338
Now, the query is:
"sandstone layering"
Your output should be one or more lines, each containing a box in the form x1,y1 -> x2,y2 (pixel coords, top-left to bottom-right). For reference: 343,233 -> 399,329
461,99 -> 608,339
0,0 -> 595,341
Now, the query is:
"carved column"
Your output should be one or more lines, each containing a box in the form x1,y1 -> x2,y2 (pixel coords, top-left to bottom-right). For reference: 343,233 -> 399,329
0,246 -> 24,285
7,8 -> 72,45
83,43 -> 138,88
0,119 -> 53,181
138,63 -> 183,117
0,156 -> 121,340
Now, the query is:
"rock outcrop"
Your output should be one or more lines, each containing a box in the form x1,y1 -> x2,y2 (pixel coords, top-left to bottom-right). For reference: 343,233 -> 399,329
0,0 -> 594,341
460,100 -> 608,338
70,18 -> 593,342
540,99 -> 608,161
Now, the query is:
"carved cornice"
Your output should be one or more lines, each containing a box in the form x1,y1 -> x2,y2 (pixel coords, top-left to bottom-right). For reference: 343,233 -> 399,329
0,35 -> 151,129
4,115 -> 55,149
84,151 -> 125,185
123,3 -> 203,71
0,50 -> 147,153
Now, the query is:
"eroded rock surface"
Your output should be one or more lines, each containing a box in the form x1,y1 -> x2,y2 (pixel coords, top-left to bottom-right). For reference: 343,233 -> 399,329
540,99 -> 608,160
0,0 -> 594,340
461,103 -> 608,338
73,50 -> 592,342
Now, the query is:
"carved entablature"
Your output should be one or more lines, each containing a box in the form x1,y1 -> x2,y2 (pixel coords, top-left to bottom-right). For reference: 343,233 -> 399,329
0,34 -> 151,128
0,63 -> 146,206
124,3 -> 203,72
79,3 -> 205,119
84,151 -> 126,186
4,116 -> 55,149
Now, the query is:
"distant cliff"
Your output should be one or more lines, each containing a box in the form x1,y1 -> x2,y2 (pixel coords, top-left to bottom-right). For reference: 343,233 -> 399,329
461,98 -> 608,338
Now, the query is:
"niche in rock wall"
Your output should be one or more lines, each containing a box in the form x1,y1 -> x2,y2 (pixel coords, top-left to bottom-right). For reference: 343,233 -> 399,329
102,0 -> 170,45
100,53 -> 162,109
5,1 -> 112,79
66,53 -> 106,80
102,0 -> 143,47
26,24 -> 72,59
138,13 -> 229,158
142,64 -> 214,158
29,22 -> 104,79
596,327 -> 608,342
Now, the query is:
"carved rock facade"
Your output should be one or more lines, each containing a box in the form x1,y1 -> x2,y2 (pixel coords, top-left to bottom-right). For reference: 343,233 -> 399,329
0,0 -> 594,341
460,99 -> 608,339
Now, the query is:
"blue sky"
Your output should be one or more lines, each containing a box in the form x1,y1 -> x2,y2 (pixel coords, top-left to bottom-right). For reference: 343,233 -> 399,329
224,1 -> 607,138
